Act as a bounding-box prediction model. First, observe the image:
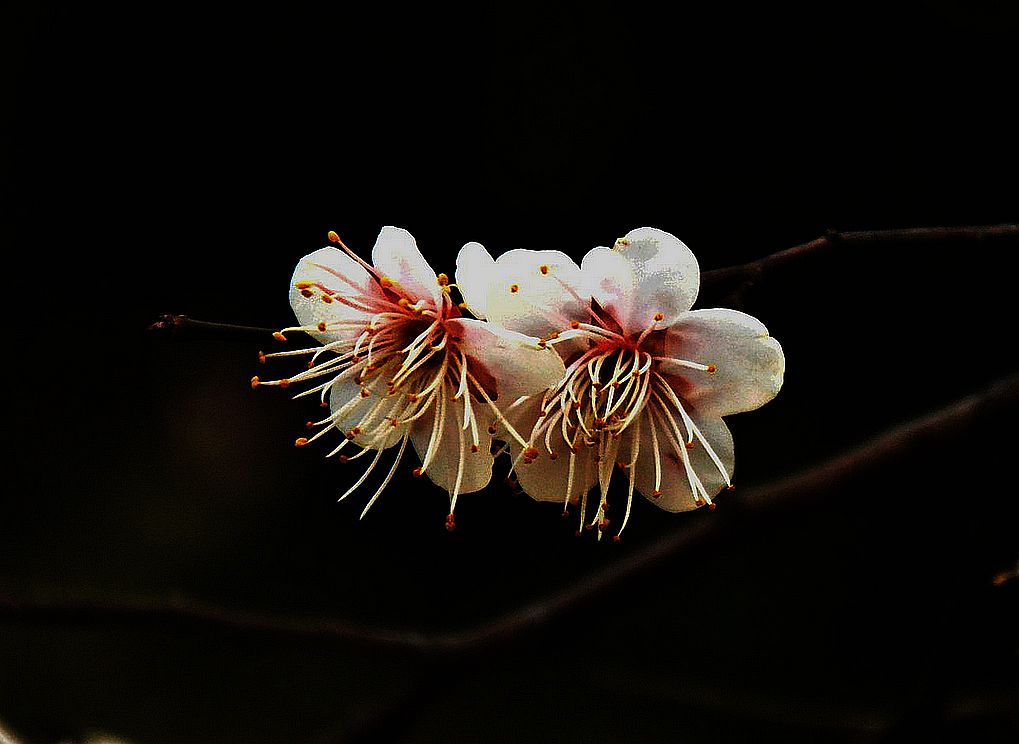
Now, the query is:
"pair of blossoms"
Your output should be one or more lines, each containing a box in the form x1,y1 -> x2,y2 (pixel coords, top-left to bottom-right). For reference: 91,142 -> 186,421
252,226 -> 785,540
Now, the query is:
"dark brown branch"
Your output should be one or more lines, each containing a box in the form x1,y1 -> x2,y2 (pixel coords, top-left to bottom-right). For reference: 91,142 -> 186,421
147,314 -> 276,336
700,223 -> 1019,291
3,372 -> 1016,652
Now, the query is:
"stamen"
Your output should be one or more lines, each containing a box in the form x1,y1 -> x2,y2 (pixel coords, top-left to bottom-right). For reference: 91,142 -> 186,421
359,434 -> 409,519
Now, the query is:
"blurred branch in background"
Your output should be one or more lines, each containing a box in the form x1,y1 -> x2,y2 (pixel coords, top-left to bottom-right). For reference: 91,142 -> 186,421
3,372 -> 1015,654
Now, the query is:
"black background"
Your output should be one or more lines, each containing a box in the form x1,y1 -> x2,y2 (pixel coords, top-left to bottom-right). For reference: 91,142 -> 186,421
2,3 -> 1017,743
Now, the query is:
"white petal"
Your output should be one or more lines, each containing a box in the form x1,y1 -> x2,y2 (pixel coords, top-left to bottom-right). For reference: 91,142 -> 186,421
327,367 -> 407,448
627,409 -> 734,512
478,249 -> 589,339
656,309 -> 785,417
580,246 -> 637,332
509,397 -> 599,504
614,227 -> 700,332
454,241 -> 496,319
410,399 -> 495,496
446,318 -> 566,405
289,247 -> 379,344
370,226 -> 442,305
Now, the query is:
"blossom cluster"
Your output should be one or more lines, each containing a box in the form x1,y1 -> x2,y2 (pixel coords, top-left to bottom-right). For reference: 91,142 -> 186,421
252,226 -> 785,539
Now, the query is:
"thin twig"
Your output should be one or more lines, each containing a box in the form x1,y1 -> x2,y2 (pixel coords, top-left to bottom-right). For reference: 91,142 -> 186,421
3,372 -> 1015,652
700,224 -> 1018,290
147,314 -> 276,336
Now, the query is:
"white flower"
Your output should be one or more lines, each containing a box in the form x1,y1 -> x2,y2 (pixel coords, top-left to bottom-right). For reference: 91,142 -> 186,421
457,227 -> 785,539
254,227 -> 564,528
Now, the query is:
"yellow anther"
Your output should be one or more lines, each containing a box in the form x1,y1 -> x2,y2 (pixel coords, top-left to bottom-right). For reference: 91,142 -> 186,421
539,264 -> 550,275
327,230 -> 341,243
380,276 -> 395,288
294,281 -> 314,290
294,437 -> 309,447
320,294 -> 333,304
653,312 -> 665,322
436,273 -> 449,286
509,283 -> 520,293
398,298 -> 410,307
273,331 -> 287,342
615,237 -> 631,249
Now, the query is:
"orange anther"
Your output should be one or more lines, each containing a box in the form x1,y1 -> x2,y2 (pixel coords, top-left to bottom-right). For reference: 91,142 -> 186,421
412,466 -> 423,477
273,331 -> 287,342
250,376 -> 261,389
570,320 -> 580,329
651,489 -> 662,498
509,283 -> 520,293
294,437 -> 309,447
398,298 -> 410,307
436,273 -> 449,286
305,421 -> 315,429
654,312 -> 665,322
407,393 -> 419,402
300,288 -> 314,298
707,364 -> 717,374
685,441 -> 695,449
523,446 -> 539,460
327,230 -> 341,243
317,321 -> 327,332
295,281 -> 314,290
380,276 -> 395,288
470,444 -> 480,453
278,379 -> 291,389
360,388 -> 371,398
257,351 -> 266,364
539,264 -> 549,275
726,483 -> 735,491
320,294 -> 333,304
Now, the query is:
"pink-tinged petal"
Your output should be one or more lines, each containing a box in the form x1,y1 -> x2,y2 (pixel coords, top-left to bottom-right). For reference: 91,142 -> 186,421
370,226 -> 442,304
613,227 -> 700,332
409,399 -> 495,496
454,241 -> 496,319
508,398 -> 599,504
580,246 -> 637,332
446,318 -> 566,405
289,247 -> 380,344
656,309 -> 785,417
627,408 -> 734,512
476,249 -> 589,339
326,366 -> 408,449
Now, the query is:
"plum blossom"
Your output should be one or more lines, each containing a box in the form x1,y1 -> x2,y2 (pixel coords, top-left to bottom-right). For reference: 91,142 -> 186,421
456,227 -> 785,539
253,227 -> 564,528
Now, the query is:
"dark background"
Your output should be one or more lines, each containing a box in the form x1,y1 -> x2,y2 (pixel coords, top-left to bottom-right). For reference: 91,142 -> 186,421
2,3 -> 1017,743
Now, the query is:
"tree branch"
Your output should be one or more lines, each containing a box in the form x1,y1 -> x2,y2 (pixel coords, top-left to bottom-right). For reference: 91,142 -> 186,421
3,372 -> 1016,653
700,223 -> 1018,292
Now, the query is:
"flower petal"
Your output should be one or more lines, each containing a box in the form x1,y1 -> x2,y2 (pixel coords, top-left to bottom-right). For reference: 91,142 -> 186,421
446,318 -> 566,405
656,308 -> 785,417
614,226 -> 700,332
627,408 -> 734,512
509,398 -> 599,504
289,246 -> 380,344
326,364 -> 408,449
454,241 -> 496,319
409,398 -> 495,496
370,226 -> 442,305
473,248 -> 589,339
580,246 -> 637,332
